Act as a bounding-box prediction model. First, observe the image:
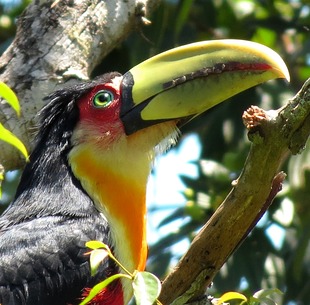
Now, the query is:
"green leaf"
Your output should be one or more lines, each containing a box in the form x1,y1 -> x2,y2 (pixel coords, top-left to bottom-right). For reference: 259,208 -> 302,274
217,292 -> 248,304
89,249 -> 109,276
253,288 -> 283,299
86,240 -> 110,251
133,271 -> 161,305
0,82 -> 20,116
258,298 -> 276,305
0,170 -> 3,198
0,123 -> 29,160
0,83 -> 28,161
252,27 -> 277,48
248,296 -> 260,305
79,273 -> 131,305
85,240 -> 132,276
252,288 -> 283,305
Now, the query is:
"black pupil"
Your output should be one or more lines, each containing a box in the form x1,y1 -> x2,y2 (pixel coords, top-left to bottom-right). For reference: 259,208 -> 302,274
98,92 -> 110,103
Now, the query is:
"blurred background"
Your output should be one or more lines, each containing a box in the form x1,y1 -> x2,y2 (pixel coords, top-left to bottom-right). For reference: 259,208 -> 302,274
0,1 -> 309,304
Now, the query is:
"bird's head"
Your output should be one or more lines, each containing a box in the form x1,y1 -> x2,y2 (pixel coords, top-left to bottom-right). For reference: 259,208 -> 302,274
69,39 -> 289,158
37,39 -> 289,304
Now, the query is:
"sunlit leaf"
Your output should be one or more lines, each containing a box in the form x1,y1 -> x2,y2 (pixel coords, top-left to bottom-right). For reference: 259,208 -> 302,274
217,291 -> 248,304
250,296 -> 276,305
252,27 -> 276,47
86,240 -> 110,251
252,288 -> 283,305
89,249 -> 109,276
0,82 -> 20,116
0,170 -> 3,198
200,160 -> 230,179
298,66 -> 310,81
253,288 -> 283,299
0,123 -> 28,160
133,271 -> 161,305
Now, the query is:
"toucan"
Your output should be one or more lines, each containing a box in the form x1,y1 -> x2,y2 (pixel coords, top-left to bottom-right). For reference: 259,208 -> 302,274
0,40 -> 289,305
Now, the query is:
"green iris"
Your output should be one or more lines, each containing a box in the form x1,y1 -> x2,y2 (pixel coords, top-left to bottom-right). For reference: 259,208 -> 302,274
93,90 -> 114,108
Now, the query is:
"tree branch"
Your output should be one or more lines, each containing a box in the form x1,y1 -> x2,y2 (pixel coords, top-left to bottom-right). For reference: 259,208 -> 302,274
159,78 -> 310,305
0,0 -> 158,169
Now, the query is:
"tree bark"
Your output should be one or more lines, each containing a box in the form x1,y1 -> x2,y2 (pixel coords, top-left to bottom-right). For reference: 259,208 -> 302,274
0,0 -> 158,169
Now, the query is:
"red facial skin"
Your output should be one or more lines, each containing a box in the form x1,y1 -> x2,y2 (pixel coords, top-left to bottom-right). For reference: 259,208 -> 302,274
77,81 -> 125,146
76,81 -> 126,305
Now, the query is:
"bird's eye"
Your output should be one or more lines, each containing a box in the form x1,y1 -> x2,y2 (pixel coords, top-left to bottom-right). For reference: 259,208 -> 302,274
92,90 -> 114,108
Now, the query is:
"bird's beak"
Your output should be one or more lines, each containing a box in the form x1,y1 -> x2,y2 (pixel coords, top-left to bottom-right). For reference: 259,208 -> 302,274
120,39 -> 290,135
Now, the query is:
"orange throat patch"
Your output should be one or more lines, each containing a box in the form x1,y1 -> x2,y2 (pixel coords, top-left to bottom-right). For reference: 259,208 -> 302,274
69,115 -> 178,304
68,146 -> 148,273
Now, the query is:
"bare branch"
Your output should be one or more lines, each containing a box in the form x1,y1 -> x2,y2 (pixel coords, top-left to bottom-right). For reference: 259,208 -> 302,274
159,78 -> 310,305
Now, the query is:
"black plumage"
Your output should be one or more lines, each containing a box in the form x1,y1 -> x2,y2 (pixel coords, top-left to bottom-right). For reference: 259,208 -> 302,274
0,73 -> 121,305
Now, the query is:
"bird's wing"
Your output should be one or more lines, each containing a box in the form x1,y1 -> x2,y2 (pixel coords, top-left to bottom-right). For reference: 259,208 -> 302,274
0,214 -> 111,305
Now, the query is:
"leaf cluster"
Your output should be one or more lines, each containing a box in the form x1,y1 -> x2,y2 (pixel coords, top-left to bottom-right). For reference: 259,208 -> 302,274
81,241 -> 162,305
0,82 -> 28,196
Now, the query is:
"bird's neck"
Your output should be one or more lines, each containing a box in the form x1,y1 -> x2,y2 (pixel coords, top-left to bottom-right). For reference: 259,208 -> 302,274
68,138 -> 152,274
68,121 -> 179,304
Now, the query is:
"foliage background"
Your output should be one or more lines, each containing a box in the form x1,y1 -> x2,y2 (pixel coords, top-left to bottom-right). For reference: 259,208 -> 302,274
0,1 -> 309,305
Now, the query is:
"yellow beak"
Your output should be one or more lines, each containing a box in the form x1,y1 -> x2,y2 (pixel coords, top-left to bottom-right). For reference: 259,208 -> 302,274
120,39 -> 289,135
